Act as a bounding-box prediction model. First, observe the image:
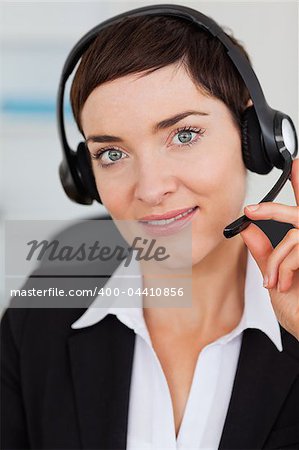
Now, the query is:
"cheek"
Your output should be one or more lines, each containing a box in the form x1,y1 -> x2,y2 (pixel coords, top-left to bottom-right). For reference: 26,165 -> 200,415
188,150 -> 246,263
94,172 -> 129,219
211,160 -> 245,202
187,142 -> 246,217
189,145 -> 245,185
212,133 -> 246,205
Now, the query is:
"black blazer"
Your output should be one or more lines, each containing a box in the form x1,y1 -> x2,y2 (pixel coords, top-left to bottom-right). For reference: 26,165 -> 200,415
1,219 -> 299,449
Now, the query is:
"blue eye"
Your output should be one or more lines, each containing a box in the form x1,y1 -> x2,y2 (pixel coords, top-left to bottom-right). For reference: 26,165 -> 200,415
102,149 -> 123,162
91,147 -> 127,168
173,130 -> 197,145
171,126 -> 206,148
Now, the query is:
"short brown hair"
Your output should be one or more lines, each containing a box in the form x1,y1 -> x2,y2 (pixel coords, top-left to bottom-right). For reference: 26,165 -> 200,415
70,14 -> 251,135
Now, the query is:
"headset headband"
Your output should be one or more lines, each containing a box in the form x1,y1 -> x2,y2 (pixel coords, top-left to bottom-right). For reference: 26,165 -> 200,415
58,4 -> 275,159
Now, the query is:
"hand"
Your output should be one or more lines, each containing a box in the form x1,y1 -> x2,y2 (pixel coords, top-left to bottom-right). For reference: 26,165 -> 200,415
240,158 -> 299,341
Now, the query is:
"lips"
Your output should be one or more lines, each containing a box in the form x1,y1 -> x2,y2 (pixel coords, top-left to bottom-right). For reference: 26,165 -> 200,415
139,206 -> 198,222
138,206 -> 199,237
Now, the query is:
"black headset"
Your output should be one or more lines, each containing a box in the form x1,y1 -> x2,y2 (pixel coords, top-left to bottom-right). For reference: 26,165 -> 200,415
57,3 -> 298,238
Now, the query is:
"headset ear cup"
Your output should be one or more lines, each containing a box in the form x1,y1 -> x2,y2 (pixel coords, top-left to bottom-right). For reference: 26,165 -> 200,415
241,105 -> 273,174
76,142 -> 102,203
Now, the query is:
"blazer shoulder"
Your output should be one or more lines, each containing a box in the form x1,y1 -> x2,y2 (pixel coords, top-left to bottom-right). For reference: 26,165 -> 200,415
1,304 -> 90,356
0,307 -> 31,351
280,325 -> 299,364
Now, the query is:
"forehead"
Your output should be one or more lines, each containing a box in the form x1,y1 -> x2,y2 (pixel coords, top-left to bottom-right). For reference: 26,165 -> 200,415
80,63 -> 222,135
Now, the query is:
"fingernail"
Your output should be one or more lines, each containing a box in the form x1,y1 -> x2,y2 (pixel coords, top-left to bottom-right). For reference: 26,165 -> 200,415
263,275 -> 269,288
246,204 -> 259,211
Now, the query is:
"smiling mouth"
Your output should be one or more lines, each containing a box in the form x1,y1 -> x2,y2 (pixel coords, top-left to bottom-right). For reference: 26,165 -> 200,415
139,206 -> 198,225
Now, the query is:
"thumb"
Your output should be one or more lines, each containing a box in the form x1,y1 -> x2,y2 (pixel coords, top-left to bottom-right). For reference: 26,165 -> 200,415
240,222 -> 273,276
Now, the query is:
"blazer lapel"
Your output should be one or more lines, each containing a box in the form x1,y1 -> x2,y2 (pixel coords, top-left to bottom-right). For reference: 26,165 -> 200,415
218,327 -> 299,449
67,314 -> 136,450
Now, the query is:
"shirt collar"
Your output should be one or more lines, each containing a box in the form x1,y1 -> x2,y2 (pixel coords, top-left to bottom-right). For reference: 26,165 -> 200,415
71,248 -> 283,352
71,249 -> 145,332
216,249 -> 283,351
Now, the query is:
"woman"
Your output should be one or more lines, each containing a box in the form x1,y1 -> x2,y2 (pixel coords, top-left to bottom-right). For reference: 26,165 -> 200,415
1,6 -> 299,450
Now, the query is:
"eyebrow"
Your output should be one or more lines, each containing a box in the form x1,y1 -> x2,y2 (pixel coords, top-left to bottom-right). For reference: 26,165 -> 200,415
85,110 -> 209,144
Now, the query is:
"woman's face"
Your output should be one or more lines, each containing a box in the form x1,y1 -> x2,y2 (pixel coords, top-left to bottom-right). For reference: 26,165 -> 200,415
81,63 -> 247,263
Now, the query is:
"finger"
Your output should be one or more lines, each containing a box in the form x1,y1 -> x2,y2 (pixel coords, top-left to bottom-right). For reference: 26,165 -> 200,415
244,202 -> 299,228
265,228 -> 299,289
277,244 -> 299,292
240,222 -> 273,276
290,158 -> 299,206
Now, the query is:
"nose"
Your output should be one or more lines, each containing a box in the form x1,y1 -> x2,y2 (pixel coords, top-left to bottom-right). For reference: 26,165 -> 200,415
133,153 -> 178,206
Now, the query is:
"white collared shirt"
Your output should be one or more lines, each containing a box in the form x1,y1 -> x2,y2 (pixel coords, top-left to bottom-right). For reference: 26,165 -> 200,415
71,249 -> 283,450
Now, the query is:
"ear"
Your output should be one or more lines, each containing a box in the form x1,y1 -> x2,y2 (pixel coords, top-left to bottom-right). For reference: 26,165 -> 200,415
246,98 -> 253,107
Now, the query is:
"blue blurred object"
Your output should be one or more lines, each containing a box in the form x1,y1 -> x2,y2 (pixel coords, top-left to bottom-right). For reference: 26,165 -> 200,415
2,98 -> 72,117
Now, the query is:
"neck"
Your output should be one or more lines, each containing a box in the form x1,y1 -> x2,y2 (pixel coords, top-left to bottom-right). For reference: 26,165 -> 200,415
142,234 -> 248,337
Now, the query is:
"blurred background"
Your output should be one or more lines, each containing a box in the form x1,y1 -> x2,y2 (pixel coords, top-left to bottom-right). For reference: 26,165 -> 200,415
0,1 -> 298,308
